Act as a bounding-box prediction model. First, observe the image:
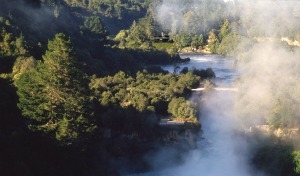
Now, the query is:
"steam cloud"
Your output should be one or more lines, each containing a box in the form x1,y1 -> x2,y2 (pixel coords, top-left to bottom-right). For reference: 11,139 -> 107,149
154,0 -> 230,34
235,0 -> 300,128
236,43 -> 300,127
144,0 -> 300,175
165,91 -> 257,176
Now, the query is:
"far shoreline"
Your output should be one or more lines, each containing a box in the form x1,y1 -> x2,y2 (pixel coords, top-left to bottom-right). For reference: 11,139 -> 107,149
178,46 -> 212,55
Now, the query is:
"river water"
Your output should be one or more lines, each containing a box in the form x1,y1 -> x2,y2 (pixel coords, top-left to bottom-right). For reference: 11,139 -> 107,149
127,54 -> 255,176
163,53 -> 238,86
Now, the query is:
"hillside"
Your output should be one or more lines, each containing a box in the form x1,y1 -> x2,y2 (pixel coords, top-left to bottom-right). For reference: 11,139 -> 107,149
2,0 -> 300,175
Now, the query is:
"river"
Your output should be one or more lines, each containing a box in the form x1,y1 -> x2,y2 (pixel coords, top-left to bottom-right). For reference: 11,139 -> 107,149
127,54 -> 255,176
164,53 -> 238,86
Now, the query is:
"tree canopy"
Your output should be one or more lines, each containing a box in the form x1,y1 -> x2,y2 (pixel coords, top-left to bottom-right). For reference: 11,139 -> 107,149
16,33 -> 96,145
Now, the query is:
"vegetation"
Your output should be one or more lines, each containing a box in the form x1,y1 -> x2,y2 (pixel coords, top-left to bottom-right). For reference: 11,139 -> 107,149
15,33 -> 97,146
90,69 -> 201,123
0,1 -> 215,174
249,136 -> 300,176
1,0 -> 300,175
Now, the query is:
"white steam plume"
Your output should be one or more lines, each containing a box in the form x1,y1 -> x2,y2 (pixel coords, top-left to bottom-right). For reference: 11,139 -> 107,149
165,90 -> 259,176
235,0 -> 300,128
154,0 -> 230,34
141,0 -> 300,175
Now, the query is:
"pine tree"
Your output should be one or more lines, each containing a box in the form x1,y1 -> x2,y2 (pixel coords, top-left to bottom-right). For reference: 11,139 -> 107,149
219,19 -> 230,41
16,33 -> 96,145
207,30 -> 220,54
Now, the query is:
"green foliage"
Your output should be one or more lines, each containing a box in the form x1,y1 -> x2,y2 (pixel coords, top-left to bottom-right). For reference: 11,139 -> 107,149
0,28 -> 28,57
267,96 -> 300,128
82,16 -> 108,36
293,151 -> 300,174
207,30 -> 220,54
156,32 -> 203,52
171,33 -> 204,51
16,33 -> 96,145
191,34 -> 204,49
79,15 -> 108,55
179,34 -> 192,48
153,42 -> 173,51
213,19 -> 257,56
0,19 -> 30,75
168,97 -> 197,121
0,1 -> 231,175
83,0 -> 149,19
114,29 -> 129,42
90,70 -> 200,116
217,33 -> 256,57
187,67 -> 216,79
218,19 -> 230,41
173,33 -> 192,49
252,143 -> 298,176
16,70 -> 46,121
115,19 -> 155,51
12,56 -> 37,81
0,29 -> 13,56
64,0 -> 149,34
217,34 -> 241,56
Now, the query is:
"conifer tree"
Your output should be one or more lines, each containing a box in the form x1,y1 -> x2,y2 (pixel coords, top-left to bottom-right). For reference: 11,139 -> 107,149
16,33 -> 96,145
218,19 -> 230,41
207,30 -> 220,54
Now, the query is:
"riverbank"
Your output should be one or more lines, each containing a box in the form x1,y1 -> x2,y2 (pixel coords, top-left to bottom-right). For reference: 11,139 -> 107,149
179,46 -> 211,54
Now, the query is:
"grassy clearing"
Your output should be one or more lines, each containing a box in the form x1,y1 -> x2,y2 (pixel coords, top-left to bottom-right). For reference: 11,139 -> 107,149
153,42 -> 174,51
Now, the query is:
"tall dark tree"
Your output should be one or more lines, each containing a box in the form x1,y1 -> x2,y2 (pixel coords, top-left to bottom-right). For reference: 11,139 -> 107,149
80,16 -> 108,57
16,33 -> 96,145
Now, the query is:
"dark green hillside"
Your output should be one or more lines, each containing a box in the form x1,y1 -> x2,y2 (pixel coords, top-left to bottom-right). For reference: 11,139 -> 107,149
2,0 -> 300,175
63,0 -> 151,34
0,0 -> 207,175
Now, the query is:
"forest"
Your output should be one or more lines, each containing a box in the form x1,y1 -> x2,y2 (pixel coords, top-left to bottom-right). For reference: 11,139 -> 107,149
1,0 -> 300,175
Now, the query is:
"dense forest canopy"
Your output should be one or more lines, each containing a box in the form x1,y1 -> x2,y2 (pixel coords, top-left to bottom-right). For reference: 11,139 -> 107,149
1,0 -> 300,175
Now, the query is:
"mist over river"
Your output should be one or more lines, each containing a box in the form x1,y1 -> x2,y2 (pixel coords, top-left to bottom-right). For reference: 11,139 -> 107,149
126,54 -> 261,176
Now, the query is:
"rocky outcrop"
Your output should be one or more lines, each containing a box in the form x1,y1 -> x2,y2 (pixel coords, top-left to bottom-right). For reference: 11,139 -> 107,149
158,118 -> 200,148
160,128 -> 196,148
